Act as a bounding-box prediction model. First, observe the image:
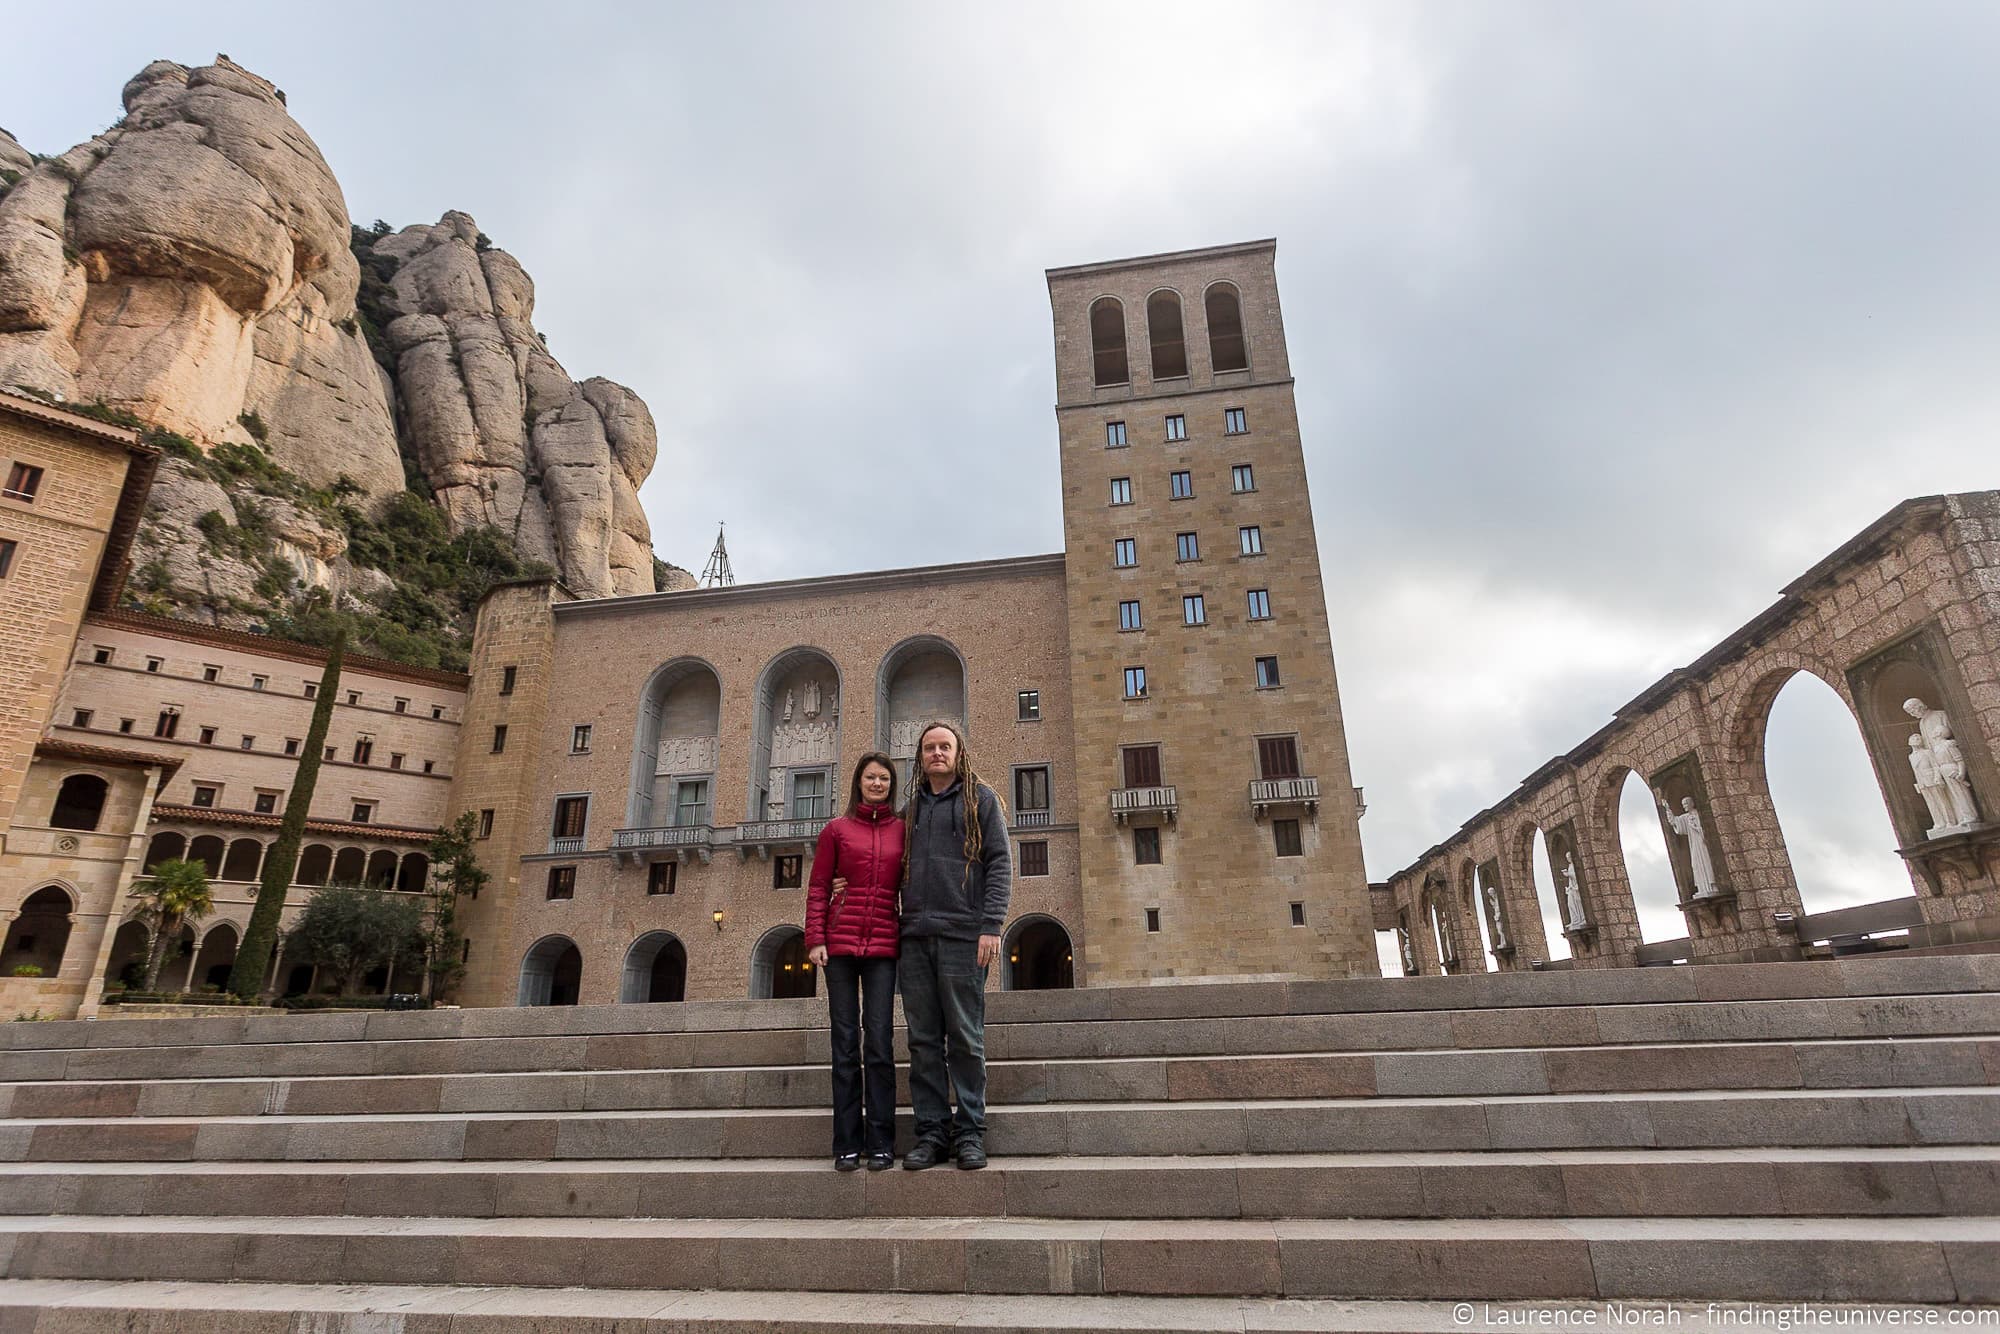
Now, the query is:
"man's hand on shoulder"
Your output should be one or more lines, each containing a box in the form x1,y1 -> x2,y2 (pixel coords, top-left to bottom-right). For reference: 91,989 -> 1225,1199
977,933 -> 1001,969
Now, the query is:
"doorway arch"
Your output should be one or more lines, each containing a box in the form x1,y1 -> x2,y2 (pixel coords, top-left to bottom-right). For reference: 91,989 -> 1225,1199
621,931 -> 687,1003
1002,914 -> 1074,990
749,925 -> 814,999
518,935 -> 583,1006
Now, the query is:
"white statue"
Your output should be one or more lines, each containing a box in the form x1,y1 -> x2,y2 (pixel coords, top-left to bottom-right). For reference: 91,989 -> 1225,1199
1398,927 -> 1415,974
782,689 -> 795,723
1561,853 -> 1585,929
1910,733 -> 1955,834
802,679 -> 821,720
1486,884 -> 1507,949
1656,789 -> 1721,899
1905,699 -> 1980,834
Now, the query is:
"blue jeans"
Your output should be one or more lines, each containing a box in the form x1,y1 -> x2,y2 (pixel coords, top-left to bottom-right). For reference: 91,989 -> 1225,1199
898,934 -> 987,1147
823,956 -> 897,1156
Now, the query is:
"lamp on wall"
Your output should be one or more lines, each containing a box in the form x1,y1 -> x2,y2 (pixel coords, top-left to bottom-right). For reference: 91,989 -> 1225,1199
712,910 -> 725,932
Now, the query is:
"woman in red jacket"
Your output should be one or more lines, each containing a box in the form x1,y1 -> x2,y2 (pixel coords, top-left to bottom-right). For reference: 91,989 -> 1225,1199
805,751 -> 905,1170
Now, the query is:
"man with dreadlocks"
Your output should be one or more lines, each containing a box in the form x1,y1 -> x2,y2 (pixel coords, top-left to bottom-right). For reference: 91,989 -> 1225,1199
897,719 -> 1011,1170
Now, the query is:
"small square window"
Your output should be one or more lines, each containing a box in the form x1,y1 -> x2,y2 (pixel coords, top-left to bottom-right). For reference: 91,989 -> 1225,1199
1119,599 -> 1142,632
0,538 -> 15,578
3,462 -> 43,502
352,802 -> 374,824
192,785 -> 218,808
1123,666 -> 1147,699
1232,464 -> 1255,493
1145,905 -> 1162,932
774,854 -> 804,890
1176,532 -> 1199,562
202,665 -> 220,683
251,675 -> 267,691
1017,690 -> 1041,722
389,752 -> 405,770
1109,476 -> 1132,505
478,809 -> 495,839
394,698 -> 408,714
198,726 -> 217,746
91,646 -> 112,665
1020,840 -> 1050,877
284,738 -> 300,756
1247,588 -> 1272,620
118,719 -> 134,734
422,759 -> 435,774
572,724 -> 592,754
70,709 -> 92,728
239,735 -> 255,751
353,738 -> 373,765
1239,525 -> 1264,556
431,705 -> 444,720
1182,594 -> 1206,626
1135,828 -> 1162,865
492,725 -> 508,753
648,861 -> 677,895
1256,656 -> 1283,689
303,682 -> 318,699
500,666 -> 517,696
546,866 -> 576,900
1106,421 -> 1128,449
254,791 -> 279,815
323,745 -> 336,761
1113,537 -> 1137,568
1291,901 -> 1307,926
346,690 -> 361,706
146,657 -> 163,674
1169,470 -> 1193,500
1165,414 -> 1187,442
1224,408 -> 1247,435
1275,818 -> 1304,858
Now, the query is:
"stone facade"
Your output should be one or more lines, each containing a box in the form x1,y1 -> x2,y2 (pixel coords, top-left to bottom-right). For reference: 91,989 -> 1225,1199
1385,492 -> 2000,972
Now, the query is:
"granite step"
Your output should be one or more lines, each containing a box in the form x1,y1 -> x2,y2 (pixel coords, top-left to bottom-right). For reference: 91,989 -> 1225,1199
3,1148 -> 1994,1220
10,1035 -> 1996,1120
7,1086 -> 1998,1163
2,1213 -> 1995,1301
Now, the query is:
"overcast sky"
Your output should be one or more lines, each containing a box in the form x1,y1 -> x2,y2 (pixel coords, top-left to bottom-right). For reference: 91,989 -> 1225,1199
15,2 -> 2000,966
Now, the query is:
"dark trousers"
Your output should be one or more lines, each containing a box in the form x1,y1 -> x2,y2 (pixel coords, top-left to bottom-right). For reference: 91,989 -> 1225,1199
823,955 -> 897,1156
897,934 -> 988,1147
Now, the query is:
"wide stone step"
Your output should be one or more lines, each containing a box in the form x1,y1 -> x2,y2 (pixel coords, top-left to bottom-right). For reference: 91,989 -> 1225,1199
11,1035 -> 1995,1120
13,993 -> 1998,1084
4,1148 -> 1995,1220
8,1087 -> 1998,1162
3,1213 -> 1995,1301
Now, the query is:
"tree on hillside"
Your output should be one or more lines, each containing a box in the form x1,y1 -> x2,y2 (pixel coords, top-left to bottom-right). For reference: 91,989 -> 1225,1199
284,885 -> 426,997
230,627 -> 345,999
422,811 -> 486,1001
136,859 -> 214,992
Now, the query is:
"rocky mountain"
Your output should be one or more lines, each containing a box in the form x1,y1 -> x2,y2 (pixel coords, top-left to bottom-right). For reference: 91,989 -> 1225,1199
0,56 -> 681,666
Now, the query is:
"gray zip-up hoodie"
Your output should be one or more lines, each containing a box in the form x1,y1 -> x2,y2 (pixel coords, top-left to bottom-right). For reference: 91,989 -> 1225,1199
899,779 -> 1012,940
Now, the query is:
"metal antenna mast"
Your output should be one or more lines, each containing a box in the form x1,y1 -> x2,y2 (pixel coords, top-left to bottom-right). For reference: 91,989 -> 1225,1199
699,523 -> 735,588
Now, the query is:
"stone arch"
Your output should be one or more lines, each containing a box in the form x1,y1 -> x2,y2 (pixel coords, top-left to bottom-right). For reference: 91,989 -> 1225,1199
49,773 -> 109,831
1003,913 -> 1074,990
331,846 -> 366,885
620,931 -> 687,1003
876,635 -> 968,789
103,918 -> 151,988
1146,288 -> 1188,380
629,657 -> 724,829
298,844 -> 334,886
747,648 -> 842,825
1594,763 -> 1683,943
3,885 -> 73,979
145,830 -> 186,871
518,935 -> 582,1006
190,922 -> 239,991
1722,651 -> 1854,762
1420,872 -> 1457,973
749,924 -> 814,999
365,850 -> 398,889
187,835 -> 225,879
1512,820 -> 1571,962
221,838 -> 263,883
1089,296 -> 1128,387
1458,858 -> 1496,972
1204,281 -> 1248,373
397,853 -> 429,893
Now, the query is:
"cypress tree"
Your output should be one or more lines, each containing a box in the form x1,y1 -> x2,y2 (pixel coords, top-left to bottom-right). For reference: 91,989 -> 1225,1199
229,627 -> 346,999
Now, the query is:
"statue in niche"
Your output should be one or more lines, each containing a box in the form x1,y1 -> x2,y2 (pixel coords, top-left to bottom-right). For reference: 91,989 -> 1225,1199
1910,734 -> 1955,835
1398,927 -> 1415,974
1656,790 -> 1722,899
1561,853 -> 1586,929
782,689 -> 794,723
1905,699 -> 1981,835
1486,884 -> 1507,949
802,679 -> 821,720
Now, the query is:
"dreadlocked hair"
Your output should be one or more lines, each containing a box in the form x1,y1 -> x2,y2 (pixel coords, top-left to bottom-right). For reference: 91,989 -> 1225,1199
900,719 -> 1007,884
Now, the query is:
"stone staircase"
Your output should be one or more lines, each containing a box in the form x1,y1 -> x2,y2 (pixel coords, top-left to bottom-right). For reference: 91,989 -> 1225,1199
0,956 -> 1997,1330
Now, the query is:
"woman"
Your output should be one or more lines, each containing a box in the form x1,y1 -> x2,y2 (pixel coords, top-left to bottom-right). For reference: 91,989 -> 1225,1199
804,752 -> 904,1171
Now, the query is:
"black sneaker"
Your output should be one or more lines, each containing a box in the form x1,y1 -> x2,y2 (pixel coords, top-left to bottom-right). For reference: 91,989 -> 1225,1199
902,1140 -> 948,1171
866,1152 -> 895,1172
954,1141 -> 988,1171
834,1153 -> 861,1172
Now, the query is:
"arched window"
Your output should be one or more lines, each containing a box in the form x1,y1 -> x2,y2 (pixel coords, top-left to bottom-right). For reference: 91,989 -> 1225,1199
365,850 -> 398,889
145,831 -> 187,871
4,886 -> 73,979
876,635 -> 967,791
1147,290 -> 1188,380
629,658 -> 723,831
331,846 -> 366,885
188,836 -> 225,879
49,775 -> 109,832
397,853 -> 429,893
297,844 -> 333,886
1205,283 -> 1248,372
222,838 -> 263,883
1089,297 -> 1128,387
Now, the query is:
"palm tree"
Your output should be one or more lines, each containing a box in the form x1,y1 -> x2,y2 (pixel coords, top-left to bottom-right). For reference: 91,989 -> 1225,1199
137,858 -> 214,992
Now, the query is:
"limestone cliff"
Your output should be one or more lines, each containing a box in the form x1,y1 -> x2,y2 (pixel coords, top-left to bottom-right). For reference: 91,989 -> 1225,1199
0,56 -> 661,612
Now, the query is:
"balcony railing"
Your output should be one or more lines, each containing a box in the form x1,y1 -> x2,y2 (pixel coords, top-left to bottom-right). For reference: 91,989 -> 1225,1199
1014,808 -> 1053,829
1249,775 -> 1320,818
611,824 -> 723,863
549,835 -> 586,855
1110,785 -> 1177,824
736,817 -> 831,858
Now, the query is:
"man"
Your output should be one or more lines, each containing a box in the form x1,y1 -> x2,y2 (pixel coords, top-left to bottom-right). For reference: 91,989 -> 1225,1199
896,719 -> 1011,1170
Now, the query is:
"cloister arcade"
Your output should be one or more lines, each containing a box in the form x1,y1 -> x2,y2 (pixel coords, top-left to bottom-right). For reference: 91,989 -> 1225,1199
143,828 -> 429,894
1384,494 -> 2000,971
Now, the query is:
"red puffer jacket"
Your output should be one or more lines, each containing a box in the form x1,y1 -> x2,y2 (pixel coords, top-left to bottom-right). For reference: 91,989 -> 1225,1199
804,802 -> 904,958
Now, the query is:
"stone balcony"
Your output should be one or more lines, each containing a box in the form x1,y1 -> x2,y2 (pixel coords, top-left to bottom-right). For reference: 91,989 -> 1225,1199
734,817 -> 830,859
1013,808 -> 1053,830
1110,785 -> 1177,825
610,824 -> 725,865
1248,775 -> 1320,819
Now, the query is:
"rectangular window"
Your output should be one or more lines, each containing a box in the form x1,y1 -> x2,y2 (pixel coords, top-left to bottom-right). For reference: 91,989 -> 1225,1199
552,795 -> 589,839
1014,765 -> 1051,813
546,866 -> 576,900
774,854 -> 804,889
250,674 -> 267,691
1224,408 -> 1247,435
1275,818 -> 1304,858
346,690 -> 360,705
1017,690 -> 1040,721
254,791 -> 279,815
202,665 -> 221,683
1109,476 -> 1132,505
1182,594 -> 1206,626
1169,470 -> 1193,499
0,538 -> 14,579
394,698 -> 408,714
191,785 -> 217,808
91,646 -> 112,665
1106,420 -> 1128,449
571,724 -> 592,754
1291,901 -> 1307,926
146,657 -> 162,673
389,753 -> 404,770
323,745 -> 336,760
70,709 -> 92,728
352,802 -> 374,824
492,725 -> 507,753
1136,828 -> 1162,865
1119,599 -> 1142,631
155,711 -> 179,739
1114,537 -> 1137,568
648,861 -> 677,895
1145,906 -> 1161,932
1239,525 -> 1264,555
3,462 -> 43,502
1122,744 -> 1162,788
478,809 -> 495,839
1020,840 -> 1050,877
500,666 -> 517,696
1123,666 -> 1147,699
1247,588 -> 1272,620
303,682 -> 317,699
1165,414 -> 1187,442
118,719 -> 134,734
423,759 -> 435,774
431,705 -> 444,720
1176,531 -> 1199,562
198,726 -> 217,746
284,737 -> 300,756
1232,464 -> 1255,493
1256,656 -> 1283,689
791,770 -> 830,820
675,779 -> 710,827
353,738 -> 373,764
239,735 -> 255,751
1258,735 -> 1302,779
